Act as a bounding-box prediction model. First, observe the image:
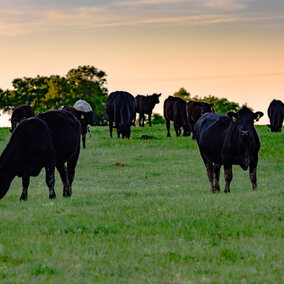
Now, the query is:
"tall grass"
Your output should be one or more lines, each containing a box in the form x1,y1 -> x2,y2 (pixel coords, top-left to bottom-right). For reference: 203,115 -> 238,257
0,125 -> 283,283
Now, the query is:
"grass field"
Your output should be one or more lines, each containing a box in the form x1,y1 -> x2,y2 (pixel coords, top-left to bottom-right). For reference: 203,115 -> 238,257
0,124 -> 283,283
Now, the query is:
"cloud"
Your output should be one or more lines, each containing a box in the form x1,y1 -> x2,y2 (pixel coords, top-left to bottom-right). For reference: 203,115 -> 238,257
202,0 -> 250,11
119,0 -> 188,6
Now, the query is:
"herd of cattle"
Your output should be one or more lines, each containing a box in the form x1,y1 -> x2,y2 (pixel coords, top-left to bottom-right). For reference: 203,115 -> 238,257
0,92 -> 283,200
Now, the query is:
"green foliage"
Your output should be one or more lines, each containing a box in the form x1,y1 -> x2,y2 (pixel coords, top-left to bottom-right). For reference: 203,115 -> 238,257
0,65 -> 108,125
0,125 -> 282,282
193,94 -> 241,114
151,113 -> 165,124
172,87 -> 242,114
173,87 -> 191,101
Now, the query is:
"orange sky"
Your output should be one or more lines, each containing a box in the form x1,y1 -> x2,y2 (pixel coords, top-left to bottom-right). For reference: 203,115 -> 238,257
1,0 -> 284,126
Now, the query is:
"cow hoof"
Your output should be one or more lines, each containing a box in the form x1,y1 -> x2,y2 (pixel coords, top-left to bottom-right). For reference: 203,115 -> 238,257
20,194 -> 27,201
49,192 -> 56,199
63,191 -> 72,197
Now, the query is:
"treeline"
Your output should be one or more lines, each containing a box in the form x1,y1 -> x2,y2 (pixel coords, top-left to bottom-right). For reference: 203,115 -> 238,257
0,66 -> 246,125
0,66 -> 108,125
173,87 -> 242,114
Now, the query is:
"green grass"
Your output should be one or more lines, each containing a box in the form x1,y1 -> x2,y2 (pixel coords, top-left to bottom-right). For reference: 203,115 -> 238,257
0,125 -> 283,283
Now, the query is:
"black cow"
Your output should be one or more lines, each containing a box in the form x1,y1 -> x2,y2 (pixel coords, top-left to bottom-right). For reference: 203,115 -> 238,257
106,91 -> 136,138
195,106 -> 263,193
136,93 -> 161,127
164,96 -> 191,137
10,104 -> 34,133
0,110 -> 81,200
186,101 -> 215,139
63,105 -> 95,148
267,99 -> 284,132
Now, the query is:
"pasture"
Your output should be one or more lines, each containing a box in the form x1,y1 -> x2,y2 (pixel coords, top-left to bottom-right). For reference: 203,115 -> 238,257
0,125 -> 283,283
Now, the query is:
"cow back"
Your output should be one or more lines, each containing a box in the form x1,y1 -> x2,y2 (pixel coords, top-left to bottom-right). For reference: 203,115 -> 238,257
268,99 -> 284,132
37,110 -> 81,162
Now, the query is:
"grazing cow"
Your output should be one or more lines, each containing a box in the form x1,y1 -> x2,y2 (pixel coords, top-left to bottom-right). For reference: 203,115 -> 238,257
10,104 -> 34,132
63,100 -> 95,148
186,101 -> 215,139
267,99 -> 284,132
163,96 -> 191,137
136,93 -> 161,127
0,110 -> 81,200
194,106 -> 263,193
106,91 -> 136,138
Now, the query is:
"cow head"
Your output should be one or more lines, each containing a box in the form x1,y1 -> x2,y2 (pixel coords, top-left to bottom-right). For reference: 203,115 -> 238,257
201,103 -> 215,115
227,107 -> 263,135
152,93 -> 162,104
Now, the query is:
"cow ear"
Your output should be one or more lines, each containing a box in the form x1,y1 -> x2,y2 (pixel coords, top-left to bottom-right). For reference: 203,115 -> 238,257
158,93 -> 162,97
227,111 -> 237,122
253,111 -> 263,121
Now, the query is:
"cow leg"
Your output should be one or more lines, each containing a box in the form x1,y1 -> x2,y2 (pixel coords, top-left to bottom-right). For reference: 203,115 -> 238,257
82,133 -> 86,149
249,165 -> 258,190
174,122 -> 180,136
224,166 -> 233,193
166,119 -> 171,137
213,164 -> 221,192
45,167 -> 56,199
20,176 -> 30,201
149,112 -> 152,127
65,149 -> 80,197
56,163 -> 68,197
88,125 -> 92,137
109,119 -> 113,138
205,163 -> 215,193
141,113 -> 145,127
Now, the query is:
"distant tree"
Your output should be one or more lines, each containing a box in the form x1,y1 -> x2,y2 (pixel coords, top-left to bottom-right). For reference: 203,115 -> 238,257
0,65 -> 108,125
151,113 -> 165,124
193,94 -> 241,114
173,87 -> 191,101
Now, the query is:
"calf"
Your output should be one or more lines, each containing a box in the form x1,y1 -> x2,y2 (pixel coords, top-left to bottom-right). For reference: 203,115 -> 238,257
136,93 -> 161,126
267,99 -> 284,132
186,101 -> 215,139
63,100 -> 95,148
106,91 -> 136,138
195,106 -> 263,193
10,104 -> 34,132
0,110 -> 81,200
164,96 -> 191,137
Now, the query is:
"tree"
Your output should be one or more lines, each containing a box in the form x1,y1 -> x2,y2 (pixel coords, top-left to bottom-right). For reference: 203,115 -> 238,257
151,113 -> 165,125
0,65 -> 109,125
173,87 -> 191,101
193,94 -> 241,114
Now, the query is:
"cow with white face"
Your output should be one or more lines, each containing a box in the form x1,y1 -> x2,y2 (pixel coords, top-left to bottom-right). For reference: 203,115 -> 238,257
63,100 -> 95,148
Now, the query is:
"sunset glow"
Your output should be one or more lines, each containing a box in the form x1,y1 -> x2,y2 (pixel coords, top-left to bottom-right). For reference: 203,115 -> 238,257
1,0 -> 284,125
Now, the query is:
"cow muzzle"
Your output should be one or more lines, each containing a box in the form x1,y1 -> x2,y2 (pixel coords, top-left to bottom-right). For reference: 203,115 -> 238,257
241,130 -> 249,137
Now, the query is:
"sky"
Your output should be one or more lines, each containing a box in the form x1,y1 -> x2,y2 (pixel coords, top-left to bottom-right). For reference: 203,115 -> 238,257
0,0 -> 284,126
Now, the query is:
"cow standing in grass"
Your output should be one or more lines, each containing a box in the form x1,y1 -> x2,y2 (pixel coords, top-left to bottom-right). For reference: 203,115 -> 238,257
267,99 -> 284,132
136,93 -> 161,127
186,101 -> 215,139
0,110 -> 81,200
10,104 -> 34,133
194,106 -> 263,193
63,100 -> 95,148
106,91 -> 136,138
164,96 -> 191,137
